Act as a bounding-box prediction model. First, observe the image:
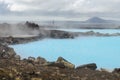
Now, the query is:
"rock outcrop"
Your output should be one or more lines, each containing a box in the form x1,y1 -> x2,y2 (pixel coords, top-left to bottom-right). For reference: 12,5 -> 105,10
25,21 -> 39,29
45,57 -> 75,69
113,68 -> 120,74
76,63 -> 97,70
0,44 -> 16,59
56,57 -> 75,69
49,30 -> 75,39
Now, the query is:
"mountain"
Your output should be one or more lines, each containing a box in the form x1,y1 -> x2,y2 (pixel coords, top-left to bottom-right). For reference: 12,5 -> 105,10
85,17 -> 106,23
83,17 -> 119,23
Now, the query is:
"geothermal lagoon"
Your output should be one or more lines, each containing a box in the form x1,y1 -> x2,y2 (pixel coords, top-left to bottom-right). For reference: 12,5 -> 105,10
10,29 -> 120,69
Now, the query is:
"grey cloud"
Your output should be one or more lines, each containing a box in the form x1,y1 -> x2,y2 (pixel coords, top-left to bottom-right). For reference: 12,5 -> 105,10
1,0 -> 120,20
0,1 -> 10,14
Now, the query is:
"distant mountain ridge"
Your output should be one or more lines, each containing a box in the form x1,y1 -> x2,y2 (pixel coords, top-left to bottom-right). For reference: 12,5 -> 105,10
83,17 -> 119,23
85,17 -> 106,23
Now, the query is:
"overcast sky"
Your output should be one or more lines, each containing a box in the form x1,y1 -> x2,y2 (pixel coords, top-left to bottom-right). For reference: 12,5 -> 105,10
0,0 -> 120,21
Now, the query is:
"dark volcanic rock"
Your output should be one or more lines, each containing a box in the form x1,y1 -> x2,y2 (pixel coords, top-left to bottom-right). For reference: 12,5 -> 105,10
45,62 -> 66,68
76,63 -> 97,70
14,55 -> 21,60
28,56 -> 35,61
0,68 -> 14,80
0,44 -> 16,59
35,56 -> 47,64
49,30 -> 75,39
56,57 -> 75,69
25,21 -> 39,29
113,68 -> 120,74
45,57 -> 75,69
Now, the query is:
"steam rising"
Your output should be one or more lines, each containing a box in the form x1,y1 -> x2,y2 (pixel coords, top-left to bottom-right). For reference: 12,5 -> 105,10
0,23 -> 40,37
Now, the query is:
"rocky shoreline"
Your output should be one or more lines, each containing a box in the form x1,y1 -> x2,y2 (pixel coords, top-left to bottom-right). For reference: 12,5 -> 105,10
0,44 -> 120,80
0,29 -> 120,45
0,31 -> 76,45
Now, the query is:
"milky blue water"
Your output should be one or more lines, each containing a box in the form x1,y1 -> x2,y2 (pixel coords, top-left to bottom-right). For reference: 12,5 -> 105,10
10,36 -> 120,69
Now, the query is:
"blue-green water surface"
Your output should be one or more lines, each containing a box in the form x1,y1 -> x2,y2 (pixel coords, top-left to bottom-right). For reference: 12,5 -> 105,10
10,36 -> 120,69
